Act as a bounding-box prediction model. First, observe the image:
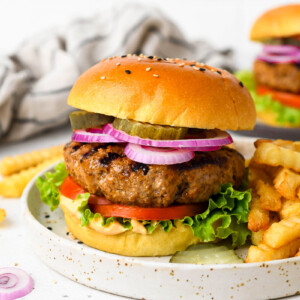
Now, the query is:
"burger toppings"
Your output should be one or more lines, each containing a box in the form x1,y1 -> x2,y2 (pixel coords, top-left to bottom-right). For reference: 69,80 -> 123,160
72,129 -> 122,143
257,45 -> 300,64
112,118 -> 188,140
102,123 -> 232,148
69,111 -> 114,130
124,144 -> 194,165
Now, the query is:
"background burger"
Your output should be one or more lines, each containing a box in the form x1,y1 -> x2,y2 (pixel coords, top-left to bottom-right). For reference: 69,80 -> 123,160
236,4 -> 300,128
37,55 -> 256,257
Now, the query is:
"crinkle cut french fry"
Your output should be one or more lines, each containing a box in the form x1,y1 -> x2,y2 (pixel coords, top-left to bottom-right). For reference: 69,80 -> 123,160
0,145 -> 63,176
246,239 -> 300,263
0,156 -> 62,198
0,209 -> 6,223
252,141 -> 300,172
263,216 -> 300,248
273,168 -> 300,200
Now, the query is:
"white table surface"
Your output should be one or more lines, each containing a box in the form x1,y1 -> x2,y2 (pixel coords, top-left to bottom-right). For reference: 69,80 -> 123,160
0,127 -> 299,300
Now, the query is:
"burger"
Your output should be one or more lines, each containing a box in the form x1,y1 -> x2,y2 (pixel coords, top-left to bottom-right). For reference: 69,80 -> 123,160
37,55 -> 256,257
236,4 -> 300,128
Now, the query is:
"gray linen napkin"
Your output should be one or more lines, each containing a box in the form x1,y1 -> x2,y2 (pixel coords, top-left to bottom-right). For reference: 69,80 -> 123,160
0,4 -> 235,142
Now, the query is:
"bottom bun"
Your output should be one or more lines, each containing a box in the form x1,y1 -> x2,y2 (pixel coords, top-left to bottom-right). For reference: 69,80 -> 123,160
257,110 -> 300,128
63,208 -> 200,257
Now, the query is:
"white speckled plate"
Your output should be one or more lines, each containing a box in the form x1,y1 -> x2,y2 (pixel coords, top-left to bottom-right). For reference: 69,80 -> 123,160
22,137 -> 300,300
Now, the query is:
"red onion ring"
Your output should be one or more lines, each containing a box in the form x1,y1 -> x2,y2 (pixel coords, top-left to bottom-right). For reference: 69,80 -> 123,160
263,45 -> 300,55
0,267 -> 34,300
124,143 -> 194,165
257,53 -> 300,64
103,124 -> 233,148
72,130 -> 123,143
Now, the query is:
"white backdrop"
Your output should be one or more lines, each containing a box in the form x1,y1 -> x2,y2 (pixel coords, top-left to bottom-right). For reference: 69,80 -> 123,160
0,0 -> 295,69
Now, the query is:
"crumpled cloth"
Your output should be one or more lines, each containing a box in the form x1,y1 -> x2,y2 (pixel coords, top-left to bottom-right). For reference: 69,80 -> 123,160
0,4 -> 235,142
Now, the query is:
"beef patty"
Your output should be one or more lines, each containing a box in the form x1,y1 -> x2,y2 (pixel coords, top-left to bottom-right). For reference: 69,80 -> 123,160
64,142 -> 245,207
254,60 -> 300,93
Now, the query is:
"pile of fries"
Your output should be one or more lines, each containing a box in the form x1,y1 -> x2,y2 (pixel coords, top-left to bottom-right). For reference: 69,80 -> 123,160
246,139 -> 300,262
0,145 -> 63,198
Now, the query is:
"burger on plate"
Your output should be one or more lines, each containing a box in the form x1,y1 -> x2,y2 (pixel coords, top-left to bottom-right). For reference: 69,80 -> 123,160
236,4 -> 300,128
37,55 -> 256,256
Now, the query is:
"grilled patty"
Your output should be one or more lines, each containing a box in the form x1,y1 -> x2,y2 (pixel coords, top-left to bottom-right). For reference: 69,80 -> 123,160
64,142 -> 245,207
254,60 -> 300,93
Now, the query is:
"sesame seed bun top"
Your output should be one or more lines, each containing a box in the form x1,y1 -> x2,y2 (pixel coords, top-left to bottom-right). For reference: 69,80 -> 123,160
250,4 -> 300,41
68,55 -> 256,131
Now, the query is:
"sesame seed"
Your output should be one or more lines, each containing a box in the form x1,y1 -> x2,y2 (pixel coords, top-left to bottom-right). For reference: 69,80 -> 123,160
47,227 -> 52,231
137,58 -> 142,61
183,58 -> 187,60
66,232 -> 70,236
157,58 -> 162,61
217,70 -> 222,75
148,56 -> 154,59
77,241 -> 83,244
121,55 -> 127,58
153,56 -> 157,59
153,74 -> 159,78
199,68 -> 206,71
45,214 -> 50,218
145,67 -> 151,71
108,57 -> 113,60
101,76 -> 106,80
198,63 -> 204,66
178,63 -> 184,67
163,58 -> 167,61
125,70 -> 131,74
239,81 -> 244,88
116,63 -> 121,66
193,66 -> 199,70
127,54 -> 132,57
139,53 -> 144,57
190,64 -> 195,67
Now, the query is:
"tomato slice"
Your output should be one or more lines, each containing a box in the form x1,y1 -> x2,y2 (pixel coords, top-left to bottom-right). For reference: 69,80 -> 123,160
257,85 -> 300,109
59,176 -> 112,204
60,176 -> 207,220
90,202 -> 207,221
59,176 -> 85,200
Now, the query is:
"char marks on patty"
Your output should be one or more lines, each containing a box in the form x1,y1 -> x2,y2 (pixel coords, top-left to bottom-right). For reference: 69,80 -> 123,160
64,142 -> 245,207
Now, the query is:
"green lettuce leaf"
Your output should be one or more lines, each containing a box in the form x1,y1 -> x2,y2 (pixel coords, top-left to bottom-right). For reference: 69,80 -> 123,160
180,183 -> 251,247
36,162 -> 67,211
234,70 -> 300,126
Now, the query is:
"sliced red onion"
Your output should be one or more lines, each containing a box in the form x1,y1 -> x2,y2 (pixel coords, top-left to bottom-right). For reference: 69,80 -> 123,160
103,124 -> 233,148
124,143 -> 194,165
72,130 -> 123,143
263,45 -> 300,55
0,267 -> 34,300
257,53 -> 300,64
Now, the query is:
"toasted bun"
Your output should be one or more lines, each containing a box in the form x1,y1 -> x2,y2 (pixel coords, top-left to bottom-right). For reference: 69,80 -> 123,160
68,56 -> 256,131
62,204 -> 199,257
257,110 -> 300,128
250,4 -> 300,41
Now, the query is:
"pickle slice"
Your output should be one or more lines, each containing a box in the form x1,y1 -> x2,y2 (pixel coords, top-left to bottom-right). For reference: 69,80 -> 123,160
170,243 -> 244,264
70,111 -> 114,130
113,118 -> 188,140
